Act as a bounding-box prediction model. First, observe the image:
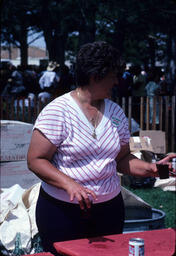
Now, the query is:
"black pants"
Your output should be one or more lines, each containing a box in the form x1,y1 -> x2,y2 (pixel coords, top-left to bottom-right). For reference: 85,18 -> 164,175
36,187 -> 125,255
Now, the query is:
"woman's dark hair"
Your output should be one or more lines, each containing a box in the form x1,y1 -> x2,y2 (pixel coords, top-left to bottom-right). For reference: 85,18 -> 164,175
76,41 -> 124,87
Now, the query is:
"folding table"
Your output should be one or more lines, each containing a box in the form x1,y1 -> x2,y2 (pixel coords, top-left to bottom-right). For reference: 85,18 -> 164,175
54,228 -> 175,256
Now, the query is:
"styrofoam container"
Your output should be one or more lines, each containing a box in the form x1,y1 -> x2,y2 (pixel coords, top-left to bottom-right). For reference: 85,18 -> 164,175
0,120 -> 33,161
0,160 -> 40,189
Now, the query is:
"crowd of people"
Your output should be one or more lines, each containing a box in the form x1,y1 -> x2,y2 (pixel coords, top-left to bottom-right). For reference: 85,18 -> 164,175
0,60 -> 176,104
114,64 -> 176,98
0,61 -> 75,104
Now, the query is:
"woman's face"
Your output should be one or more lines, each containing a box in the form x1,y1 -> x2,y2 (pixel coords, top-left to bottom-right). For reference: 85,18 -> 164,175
92,72 -> 118,99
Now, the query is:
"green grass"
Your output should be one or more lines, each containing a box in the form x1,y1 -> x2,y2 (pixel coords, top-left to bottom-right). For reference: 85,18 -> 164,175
123,186 -> 176,228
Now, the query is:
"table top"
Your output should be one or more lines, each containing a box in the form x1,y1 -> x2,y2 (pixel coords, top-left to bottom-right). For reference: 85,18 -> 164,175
54,228 -> 176,256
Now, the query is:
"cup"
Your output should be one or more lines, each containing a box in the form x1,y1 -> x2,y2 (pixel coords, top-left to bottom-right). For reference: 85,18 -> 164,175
157,164 -> 169,179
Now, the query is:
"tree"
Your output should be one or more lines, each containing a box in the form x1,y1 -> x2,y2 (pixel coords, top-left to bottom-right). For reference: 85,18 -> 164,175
96,0 -> 176,73
0,0 -> 37,67
76,0 -> 98,47
29,0 -> 81,65
1,0 -> 176,77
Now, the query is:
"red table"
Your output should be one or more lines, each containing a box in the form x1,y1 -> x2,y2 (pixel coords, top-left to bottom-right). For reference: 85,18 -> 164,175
54,228 -> 176,256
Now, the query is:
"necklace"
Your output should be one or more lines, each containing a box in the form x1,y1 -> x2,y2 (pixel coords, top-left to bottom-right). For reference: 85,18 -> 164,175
90,113 -> 99,139
76,89 -> 100,139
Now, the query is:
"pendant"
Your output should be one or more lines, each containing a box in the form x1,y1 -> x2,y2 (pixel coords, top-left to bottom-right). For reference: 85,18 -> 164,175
92,130 -> 97,139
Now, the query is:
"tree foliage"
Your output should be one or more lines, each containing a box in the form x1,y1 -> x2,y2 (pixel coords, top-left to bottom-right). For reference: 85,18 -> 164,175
1,0 -> 38,67
1,0 -> 176,76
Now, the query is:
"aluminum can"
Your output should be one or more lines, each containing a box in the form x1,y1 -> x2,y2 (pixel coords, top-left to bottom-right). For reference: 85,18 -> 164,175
129,238 -> 144,256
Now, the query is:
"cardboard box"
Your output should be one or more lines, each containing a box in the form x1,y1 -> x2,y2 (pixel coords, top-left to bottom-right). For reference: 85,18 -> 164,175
0,120 -> 33,161
140,130 -> 166,154
0,160 -> 40,189
130,136 -> 154,153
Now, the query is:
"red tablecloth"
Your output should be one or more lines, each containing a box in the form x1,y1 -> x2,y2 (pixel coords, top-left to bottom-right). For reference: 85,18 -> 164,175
54,228 -> 176,256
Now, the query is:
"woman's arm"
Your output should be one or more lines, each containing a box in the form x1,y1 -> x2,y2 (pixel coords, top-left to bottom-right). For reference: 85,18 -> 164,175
116,144 -> 176,177
116,144 -> 158,177
27,129 -> 97,209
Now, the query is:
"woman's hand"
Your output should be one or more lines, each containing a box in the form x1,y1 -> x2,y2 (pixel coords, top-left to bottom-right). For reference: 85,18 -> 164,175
138,162 -> 158,177
116,143 -> 176,178
28,129 -> 97,210
116,144 -> 158,177
63,178 -> 97,210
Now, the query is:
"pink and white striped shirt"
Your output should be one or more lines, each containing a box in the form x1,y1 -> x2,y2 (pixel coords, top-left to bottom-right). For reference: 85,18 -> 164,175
34,92 -> 130,204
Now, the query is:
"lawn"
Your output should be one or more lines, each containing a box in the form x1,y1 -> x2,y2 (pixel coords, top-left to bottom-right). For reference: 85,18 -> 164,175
123,185 -> 176,228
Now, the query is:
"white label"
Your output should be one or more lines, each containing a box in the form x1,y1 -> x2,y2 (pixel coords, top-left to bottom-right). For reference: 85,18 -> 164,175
133,137 -> 141,143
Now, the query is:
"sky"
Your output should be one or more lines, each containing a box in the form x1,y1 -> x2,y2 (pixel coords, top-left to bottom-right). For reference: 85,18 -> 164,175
28,32 -> 46,49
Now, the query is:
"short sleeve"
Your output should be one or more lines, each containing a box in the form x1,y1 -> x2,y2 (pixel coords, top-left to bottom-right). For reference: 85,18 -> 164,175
34,100 -> 66,147
116,108 -> 130,146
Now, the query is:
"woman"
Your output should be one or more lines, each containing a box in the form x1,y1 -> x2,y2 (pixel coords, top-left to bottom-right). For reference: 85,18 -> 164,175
27,41 -> 174,255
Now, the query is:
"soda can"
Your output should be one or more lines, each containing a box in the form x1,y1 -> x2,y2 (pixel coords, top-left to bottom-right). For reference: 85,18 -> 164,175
129,238 -> 144,256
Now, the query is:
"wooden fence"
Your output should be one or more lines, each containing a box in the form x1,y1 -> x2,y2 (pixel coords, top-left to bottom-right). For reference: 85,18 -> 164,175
1,95 -> 176,152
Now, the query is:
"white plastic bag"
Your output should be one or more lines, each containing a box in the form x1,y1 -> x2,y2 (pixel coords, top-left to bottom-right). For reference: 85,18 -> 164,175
0,183 -> 41,252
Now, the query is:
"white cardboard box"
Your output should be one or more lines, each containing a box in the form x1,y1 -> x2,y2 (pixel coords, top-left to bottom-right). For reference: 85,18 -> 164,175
140,130 -> 166,154
0,120 -> 33,161
0,160 -> 40,189
130,136 -> 154,153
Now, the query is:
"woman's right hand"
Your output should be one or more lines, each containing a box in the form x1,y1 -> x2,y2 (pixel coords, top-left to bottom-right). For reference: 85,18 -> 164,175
64,178 -> 97,210
28,129 -> 97,210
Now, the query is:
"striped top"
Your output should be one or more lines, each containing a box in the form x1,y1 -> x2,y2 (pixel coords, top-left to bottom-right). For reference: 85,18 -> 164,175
34,92 -> 130,204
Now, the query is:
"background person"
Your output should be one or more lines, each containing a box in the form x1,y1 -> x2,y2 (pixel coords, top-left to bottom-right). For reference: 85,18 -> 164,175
27,41 -> 175,255
38,61 -> 60,102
